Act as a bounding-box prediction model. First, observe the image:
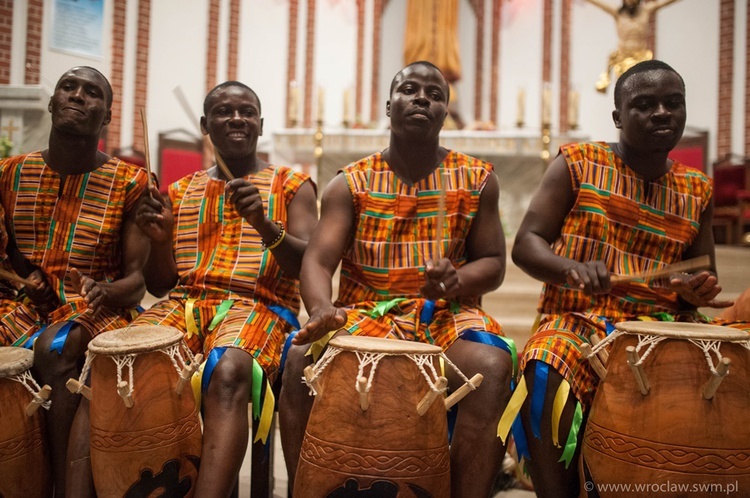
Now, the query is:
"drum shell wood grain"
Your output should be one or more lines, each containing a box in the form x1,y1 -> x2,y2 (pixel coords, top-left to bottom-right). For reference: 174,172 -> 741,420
0,371 -> 52,497
89,349 -> 202,497
581,331 -> 750,497
295,345 -> 450,498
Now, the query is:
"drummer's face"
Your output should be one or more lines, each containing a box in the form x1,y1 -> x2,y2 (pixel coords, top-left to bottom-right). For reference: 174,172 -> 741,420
201,86 -> 263,160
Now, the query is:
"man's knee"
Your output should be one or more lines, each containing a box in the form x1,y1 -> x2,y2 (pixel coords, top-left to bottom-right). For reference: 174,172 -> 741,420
33,324 -> 88,376
204,349 -> 253,402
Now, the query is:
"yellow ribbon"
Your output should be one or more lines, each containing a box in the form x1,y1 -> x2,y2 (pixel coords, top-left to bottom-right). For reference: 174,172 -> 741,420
190,360 -> 206,409
253,380 -> 276,445
497,375 -> 528,443
551,380 -> 570,448
306,331 -> 337,362
185,298 -> 199,339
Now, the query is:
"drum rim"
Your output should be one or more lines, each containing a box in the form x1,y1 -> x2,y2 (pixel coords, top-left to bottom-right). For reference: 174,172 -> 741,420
0,346 -> 34,377
88,325 -> 184,355
615,321 -> 750,341
329,335 -> 443,354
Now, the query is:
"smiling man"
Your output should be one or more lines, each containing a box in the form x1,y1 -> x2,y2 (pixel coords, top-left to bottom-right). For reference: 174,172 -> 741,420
132,81 -> 318,498
0,66 -> 150,496
506,60 -> 747,498
279,61 -> 514,498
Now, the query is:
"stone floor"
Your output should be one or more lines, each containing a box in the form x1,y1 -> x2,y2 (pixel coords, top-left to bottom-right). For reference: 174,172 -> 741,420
177,243 -> 749,498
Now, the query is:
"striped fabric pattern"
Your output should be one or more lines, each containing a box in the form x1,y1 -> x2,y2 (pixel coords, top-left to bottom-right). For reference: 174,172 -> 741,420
335,151 -> 503,347
0,152 -> 147,344
133,166 -> 311,375
539,142 -> 713,319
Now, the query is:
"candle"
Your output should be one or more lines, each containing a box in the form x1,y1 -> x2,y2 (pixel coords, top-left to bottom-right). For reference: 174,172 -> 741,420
317,86 -> 325,123
568,89 -> 579,129
542,83 -> 551,126
288,82 -> 299,125
516,88 -> 525,126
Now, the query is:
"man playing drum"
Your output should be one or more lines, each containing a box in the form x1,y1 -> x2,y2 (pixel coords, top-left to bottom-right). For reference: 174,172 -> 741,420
279,61 -> 515,498
503,60 -> 750,498
133,81 -> 318,498
0,66 -> 150,497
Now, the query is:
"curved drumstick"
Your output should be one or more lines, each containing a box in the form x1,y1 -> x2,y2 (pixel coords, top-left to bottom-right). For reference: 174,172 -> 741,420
444,373 -> 483,410
610,255 -> 711,285
0,268 -> 37,289
139,108 -> 155,190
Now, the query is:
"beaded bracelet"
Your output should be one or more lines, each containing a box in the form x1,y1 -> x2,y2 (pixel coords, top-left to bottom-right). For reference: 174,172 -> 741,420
261,221 -> 286,250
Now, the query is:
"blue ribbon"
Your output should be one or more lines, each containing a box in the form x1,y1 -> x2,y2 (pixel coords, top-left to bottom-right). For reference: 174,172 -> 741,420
602,316 -> 616,336
23,325 -> 47,349
50,322 -> 75,355
460,329 -> 518,377
269,304 -> 301,330
420,300 -> 436,326
202,346 -> 227,394
279,330 -> 299,375
447,404 -> 458,443
531,361 -> 549,439
511,414 -> 531,460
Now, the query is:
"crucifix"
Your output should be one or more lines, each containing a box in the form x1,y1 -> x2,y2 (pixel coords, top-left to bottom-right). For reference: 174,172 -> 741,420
1,119 -> 19,142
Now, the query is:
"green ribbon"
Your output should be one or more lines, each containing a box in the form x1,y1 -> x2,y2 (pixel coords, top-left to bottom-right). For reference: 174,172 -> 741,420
208,299 -> 235,331
252,359 -> 263,419
559,401 -> 583,468
367,298 -> 406,318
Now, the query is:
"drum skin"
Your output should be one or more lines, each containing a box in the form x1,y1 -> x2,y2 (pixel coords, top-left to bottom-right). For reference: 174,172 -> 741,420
581,328 -> 750,497
89,348 -> 202,497
0,349 -> 52,498
295,338 -> 451,498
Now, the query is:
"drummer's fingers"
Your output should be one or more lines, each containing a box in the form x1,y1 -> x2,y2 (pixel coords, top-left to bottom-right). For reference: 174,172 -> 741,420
708,299 -> 735,309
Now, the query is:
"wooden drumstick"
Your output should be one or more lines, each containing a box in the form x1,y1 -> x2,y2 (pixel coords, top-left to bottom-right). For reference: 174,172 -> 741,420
25,384 -> 51,417
357,376 -> 370,411
581,343 -> 608,381
610,255 -> 711,285
417,376 -> 448,416
0,268 -> 37,289
65,378 -> 92,400
213,150 -> 235,181
626,346 -> 650,395
444,373 -> 483,411
139,108 -> 155,190
117,380 -> 134,408
303,365 -> 322,396
172,85 -> 203,135
176,353 -> 203,396
702,356 -> 731,400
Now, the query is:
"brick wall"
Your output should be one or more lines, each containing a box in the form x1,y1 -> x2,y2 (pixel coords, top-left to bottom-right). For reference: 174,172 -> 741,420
286,0 -> 299,127
542,0 -> 552,124
473,0 -> 485,122
133,0 -> 151,155
490,0 -> 501,126
108,0 -> 129,154
559,0 -> 571,133
355,0 -> 364,123
227,0 -> 240,81
746,0 -> 750,155
0,1 -> 13,85
370,0 -> 383,124
303,0 -> 316,127
717,0 -> 734,158
25,0 -> 43,85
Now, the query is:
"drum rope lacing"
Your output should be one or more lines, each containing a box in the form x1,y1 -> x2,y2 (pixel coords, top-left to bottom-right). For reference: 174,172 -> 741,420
8,371 -> 51,410
588,329 -> 750,373
76,343 -> 196,397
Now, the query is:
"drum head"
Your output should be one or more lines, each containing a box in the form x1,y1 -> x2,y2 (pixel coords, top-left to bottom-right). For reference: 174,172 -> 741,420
615,321 -> 750,342
88,325 -> 184,355
0,346 -> 34,377
329,335 -> 442,354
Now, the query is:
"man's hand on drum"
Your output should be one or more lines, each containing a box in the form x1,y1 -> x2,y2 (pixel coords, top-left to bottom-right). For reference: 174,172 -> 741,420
24,269 -> 59,314
564,260 -> 611,294
669,270 -> 734,309
293,305 -> 347,345
135,185 -> 174,244
226,178 -> 265,228
71,268 -> 107,317
421,258 -> 459,300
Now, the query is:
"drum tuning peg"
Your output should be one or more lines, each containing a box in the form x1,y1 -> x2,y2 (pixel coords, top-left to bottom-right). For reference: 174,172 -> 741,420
356,376 -> 370,411
417,376 -> 448,416
626,346 -> 650,395
444,373 -> 484,411
25,384 -> 52,417
581,343 -> 608,381
702,357 -> 731,400
588,333 -> 609,364
303,365 -> 322,397
117,381 -> 134,408
65,378 -> 92,400
176,353 -> 203,396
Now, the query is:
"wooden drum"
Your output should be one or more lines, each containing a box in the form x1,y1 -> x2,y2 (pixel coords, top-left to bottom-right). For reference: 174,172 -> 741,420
295,335 -> 482,498
78,326 -> 202,497
0,347 -> 52,498
582,321 -> 750,496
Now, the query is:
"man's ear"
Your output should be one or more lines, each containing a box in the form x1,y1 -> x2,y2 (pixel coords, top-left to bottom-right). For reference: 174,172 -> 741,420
103,109 -> 112,126
48,98 -> 53,113
386,101 -> 391,117
259,117 -> 264,136
200,116 -> 208,136
612,110 -> 622,129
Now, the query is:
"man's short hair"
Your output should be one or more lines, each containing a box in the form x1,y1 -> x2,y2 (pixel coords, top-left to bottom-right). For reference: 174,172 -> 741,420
614,59 -> 685,108
203,81 -> 261,116
389,61 -> 450,102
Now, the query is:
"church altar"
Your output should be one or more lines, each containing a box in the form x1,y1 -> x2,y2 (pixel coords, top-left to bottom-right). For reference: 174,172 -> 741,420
269,128 -> 588,237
